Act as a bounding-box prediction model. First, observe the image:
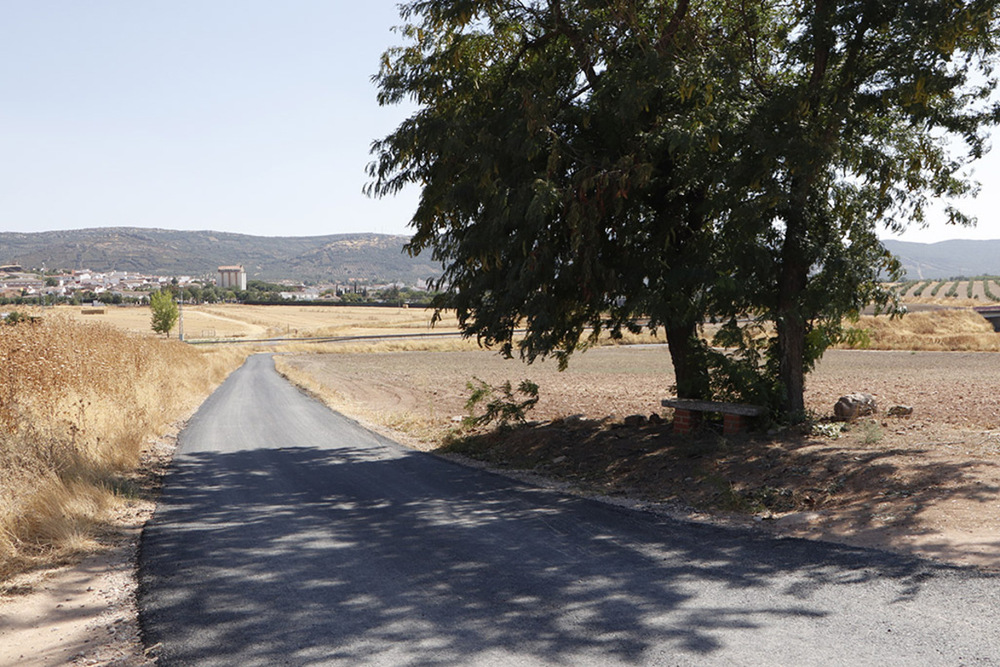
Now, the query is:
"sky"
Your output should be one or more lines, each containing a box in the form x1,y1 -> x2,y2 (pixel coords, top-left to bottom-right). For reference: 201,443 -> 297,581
1,2 -> 998,244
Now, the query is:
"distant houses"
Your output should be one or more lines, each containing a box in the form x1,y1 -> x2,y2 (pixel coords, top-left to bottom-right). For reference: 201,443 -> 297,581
0,259 -> 433,306
0,269 -> 184,303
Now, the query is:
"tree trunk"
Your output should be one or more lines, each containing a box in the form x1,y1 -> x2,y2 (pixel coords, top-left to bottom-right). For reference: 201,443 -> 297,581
777,203 -> 810,418
776,302 -> 806,417
666,320 -> 710,400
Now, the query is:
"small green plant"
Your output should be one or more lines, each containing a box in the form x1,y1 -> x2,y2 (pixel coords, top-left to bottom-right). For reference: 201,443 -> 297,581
2,311 -> 30,326
857,419 -> 883,445
711,476 -> 795,514
464,377 -> 539,429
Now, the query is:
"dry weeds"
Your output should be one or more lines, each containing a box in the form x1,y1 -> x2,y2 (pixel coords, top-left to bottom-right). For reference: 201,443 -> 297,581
0,314 -> 245,581
850,308 -> 1000,351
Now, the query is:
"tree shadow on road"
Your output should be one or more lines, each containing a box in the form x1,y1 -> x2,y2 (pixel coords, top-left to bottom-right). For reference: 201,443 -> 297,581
443,416 -> 1000,568
138,436 -> 997,666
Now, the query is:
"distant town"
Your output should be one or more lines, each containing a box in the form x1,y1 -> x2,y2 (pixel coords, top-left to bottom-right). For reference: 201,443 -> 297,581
0,263 -> 435,307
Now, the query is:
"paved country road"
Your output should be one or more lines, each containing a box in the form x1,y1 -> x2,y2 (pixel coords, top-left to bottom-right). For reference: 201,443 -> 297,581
138,354 -> 1000,666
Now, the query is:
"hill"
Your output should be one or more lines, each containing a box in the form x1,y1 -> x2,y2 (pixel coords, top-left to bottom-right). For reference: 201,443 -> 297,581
0,228 -> 441,284
3,228 -> 993,284
881,239 -> 1000,280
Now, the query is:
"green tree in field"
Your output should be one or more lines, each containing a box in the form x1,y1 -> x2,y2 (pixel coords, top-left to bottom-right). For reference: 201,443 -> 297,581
150,290 -> 179,337
369,0 -> 1000,418
369,0 -> 765,400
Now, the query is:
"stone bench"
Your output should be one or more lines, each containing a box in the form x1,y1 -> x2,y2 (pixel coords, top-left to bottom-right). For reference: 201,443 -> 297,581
661,399 -> 767,435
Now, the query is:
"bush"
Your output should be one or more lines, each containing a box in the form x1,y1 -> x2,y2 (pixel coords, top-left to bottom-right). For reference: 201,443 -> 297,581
464,377 -> 540,429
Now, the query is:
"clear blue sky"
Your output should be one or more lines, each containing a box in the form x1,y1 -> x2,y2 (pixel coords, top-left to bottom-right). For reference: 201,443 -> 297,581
1,2 -> 997,243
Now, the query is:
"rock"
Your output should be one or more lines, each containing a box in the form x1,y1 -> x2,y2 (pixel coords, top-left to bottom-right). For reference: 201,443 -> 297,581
648,413 -> 663,425
623,414 -> 648,427
833,392 -> 877,420
887,404 -> 914,417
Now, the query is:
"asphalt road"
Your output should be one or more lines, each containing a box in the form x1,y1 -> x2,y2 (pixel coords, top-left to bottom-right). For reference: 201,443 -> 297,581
139,353 -> 1000,666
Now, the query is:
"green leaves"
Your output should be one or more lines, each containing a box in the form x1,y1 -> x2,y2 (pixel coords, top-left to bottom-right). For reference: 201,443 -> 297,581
463,377 -> 540,428
149,290 -> 179,338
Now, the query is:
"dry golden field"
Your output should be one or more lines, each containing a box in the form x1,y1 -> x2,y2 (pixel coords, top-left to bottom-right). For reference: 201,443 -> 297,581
849,308 -> 1000,351
52,303 -> 461,341
0,314 -> 246,580
52,300 -> 1000,351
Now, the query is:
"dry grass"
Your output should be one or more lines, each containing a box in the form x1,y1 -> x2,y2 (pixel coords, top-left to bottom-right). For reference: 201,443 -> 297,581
0,314 -> 246,581
55,304 -> 456,341
199,304 -> 453,339
278,336 -> 482,356
848,309 -> 1000,351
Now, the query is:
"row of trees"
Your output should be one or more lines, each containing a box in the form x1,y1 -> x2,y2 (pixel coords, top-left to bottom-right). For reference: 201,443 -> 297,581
368,0 -> 1000,418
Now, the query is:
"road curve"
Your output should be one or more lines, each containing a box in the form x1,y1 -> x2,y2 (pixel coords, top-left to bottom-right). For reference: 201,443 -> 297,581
139,354 -> 1000,666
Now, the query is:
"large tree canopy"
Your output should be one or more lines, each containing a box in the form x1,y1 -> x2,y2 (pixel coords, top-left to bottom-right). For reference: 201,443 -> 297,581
369,0 -> 762,400
369,0 -> 1000,418
733,0 -> 1000,415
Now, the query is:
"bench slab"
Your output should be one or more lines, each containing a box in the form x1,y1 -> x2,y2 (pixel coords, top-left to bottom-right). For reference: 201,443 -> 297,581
661,399 -> 767,417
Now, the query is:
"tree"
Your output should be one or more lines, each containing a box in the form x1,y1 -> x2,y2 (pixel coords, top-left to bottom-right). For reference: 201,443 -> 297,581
150,290 -> 179,337
369,0 -> 1000,418
726,0 -> 1000,416
369,0 -> 760,400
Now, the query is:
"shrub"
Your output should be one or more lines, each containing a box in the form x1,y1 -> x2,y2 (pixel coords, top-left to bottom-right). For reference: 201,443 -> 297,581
912,280 -> 932,297
464,377 -> 540,429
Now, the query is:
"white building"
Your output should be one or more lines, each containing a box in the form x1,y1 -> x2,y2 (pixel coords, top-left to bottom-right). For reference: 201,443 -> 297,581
218,265 -> 247,291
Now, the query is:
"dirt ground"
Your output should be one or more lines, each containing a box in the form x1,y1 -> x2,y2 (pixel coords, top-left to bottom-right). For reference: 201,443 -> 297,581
0,435 -> 178,666
279,347 -> 1000,571
4,345 -> 1000,665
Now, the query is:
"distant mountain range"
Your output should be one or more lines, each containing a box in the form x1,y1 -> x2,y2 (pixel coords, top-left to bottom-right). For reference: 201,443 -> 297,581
880,239 -> 1000,280
0,228 -> 441,284
0,228 -> 992,284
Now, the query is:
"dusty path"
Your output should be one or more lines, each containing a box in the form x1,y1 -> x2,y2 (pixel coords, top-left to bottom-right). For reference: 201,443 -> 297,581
0,537 -> 150,667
